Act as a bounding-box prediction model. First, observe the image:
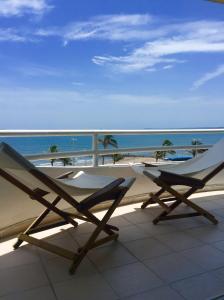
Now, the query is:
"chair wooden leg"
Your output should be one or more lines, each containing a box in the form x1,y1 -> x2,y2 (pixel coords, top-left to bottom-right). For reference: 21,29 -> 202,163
152,182 -> 218,225
18,233 -> 76,260
181,197 -> 218,224
141,188 -> 165,209
82,210 -> 117,236
14,196 -> 78,249
162,183 -> 218,225
69,195 -> 123,274
153,199 -> 182,224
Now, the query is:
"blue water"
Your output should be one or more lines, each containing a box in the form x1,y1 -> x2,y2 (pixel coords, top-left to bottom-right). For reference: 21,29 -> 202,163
1,133 -> 224,164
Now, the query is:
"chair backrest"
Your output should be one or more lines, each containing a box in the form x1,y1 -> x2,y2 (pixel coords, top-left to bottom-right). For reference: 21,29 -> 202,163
0,142 -> 35,171
0,142 -> 119,197
0,142 -> 55,192
159,138 -> 224,175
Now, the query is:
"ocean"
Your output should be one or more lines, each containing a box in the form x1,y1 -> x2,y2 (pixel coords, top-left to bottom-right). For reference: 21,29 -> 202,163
1,133 -> 224,166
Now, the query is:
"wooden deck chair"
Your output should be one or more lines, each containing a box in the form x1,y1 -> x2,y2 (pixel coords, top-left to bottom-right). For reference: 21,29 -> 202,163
132,138 -> 224,225
0,142 -> 135,274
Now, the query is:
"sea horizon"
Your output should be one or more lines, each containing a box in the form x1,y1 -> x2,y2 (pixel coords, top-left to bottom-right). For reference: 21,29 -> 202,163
1,132 -> 224,166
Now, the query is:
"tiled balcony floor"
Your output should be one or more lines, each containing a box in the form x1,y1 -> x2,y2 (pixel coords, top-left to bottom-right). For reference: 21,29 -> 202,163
2,191 -> 224,299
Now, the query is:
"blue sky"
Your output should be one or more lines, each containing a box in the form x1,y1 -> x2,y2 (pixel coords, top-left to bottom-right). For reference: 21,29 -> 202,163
0,0 -> 224,129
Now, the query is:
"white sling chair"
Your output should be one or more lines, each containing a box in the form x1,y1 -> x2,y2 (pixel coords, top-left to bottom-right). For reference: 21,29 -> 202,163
132,138 -> 224,225
0,142 -> 135,274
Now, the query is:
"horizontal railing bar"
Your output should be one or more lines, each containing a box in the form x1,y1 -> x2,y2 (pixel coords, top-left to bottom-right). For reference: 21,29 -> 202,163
26,144 -> 212,161
0,129 -> 224,137
26,150 -> 94,160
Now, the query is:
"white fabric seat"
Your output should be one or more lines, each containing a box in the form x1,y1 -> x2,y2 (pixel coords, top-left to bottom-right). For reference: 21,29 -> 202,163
58,171 -> 134,190
131,138 -> 224,179
132,138 -> 224,226
0,142 -> 135,199
0,142 -> 136,274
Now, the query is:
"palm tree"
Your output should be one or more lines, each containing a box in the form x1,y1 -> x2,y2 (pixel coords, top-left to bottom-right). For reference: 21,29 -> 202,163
98,135 -> 118,165
154,139 -> 176,162
188,139 -> 206,157
112,153 -> 124,164
49,144 -> 58,166
60,157 -> 72,166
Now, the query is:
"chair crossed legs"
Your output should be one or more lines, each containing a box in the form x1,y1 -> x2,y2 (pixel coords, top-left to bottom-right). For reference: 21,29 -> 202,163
0,167 -> 135,274
141,162 -> 224,225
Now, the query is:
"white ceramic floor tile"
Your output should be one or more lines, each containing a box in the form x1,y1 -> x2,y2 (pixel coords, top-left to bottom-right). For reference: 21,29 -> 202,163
124,237 -> 172,261
73,231 -> 109,248
168,217 -> 208,230
118,225 -> 149,242
0,263 -> 49,297
123,211 -> 154,224
210,266 -> 224,282
144,252 -> 204,283
109,215 -> 133,228
42,255 -> 98,283
54,273 -> 118,300
181,245 -> 224,271
121,286 -> 184,300
0,244 -> 39,269
103,262 -> 163,298
155,231 -> 203,251
213,240 -> 224,252
136,222 -> 177,236
0,285 -> 56,300
172,272 -> 224,300
68,222 -> 97,235
185,226 -> 224,243
88,243 -> 137,271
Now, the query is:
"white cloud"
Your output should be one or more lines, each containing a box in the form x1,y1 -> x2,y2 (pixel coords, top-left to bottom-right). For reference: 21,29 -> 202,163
36,14 -> 157,43
0,0 -> 52,17
91,20 -> 224,72
1,13 -> 224,75
163,65 -> 173,69
92,50 -> 182,73
192,64 -> 224,89
72,81 -> 84,86
0,28 -> 26,42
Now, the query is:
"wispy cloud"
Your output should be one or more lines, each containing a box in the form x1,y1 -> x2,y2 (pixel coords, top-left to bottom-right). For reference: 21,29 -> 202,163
1,13 -> 224,76
36,14 -> 156,44
35,16 -> 224,73
92,19 -> 224,72
163,65 -> 173,70
72,81 -> 84,86
92,50 -> 183,73
0,28 -> 27,42
0,0 -> 53,17
192,64 -> 224,89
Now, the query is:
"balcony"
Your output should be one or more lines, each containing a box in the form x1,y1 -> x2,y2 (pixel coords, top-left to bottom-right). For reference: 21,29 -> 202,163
1,191 -> 224,299
1,129 -> 224,300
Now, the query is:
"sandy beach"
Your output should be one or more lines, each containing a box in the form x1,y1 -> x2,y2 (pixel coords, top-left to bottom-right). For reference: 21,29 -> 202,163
115,155 -> 159,165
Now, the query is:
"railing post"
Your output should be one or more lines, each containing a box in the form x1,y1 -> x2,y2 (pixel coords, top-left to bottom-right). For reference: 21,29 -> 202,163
92,133 -> 98,167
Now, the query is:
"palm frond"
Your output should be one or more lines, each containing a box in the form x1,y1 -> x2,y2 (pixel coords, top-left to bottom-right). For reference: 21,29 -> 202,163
109,139 -> 118,148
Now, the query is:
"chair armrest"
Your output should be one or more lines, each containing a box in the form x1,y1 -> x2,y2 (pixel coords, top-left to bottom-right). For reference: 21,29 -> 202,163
159,171 -> 205,189
56,171 -> 74,179
79,178 -> 125,210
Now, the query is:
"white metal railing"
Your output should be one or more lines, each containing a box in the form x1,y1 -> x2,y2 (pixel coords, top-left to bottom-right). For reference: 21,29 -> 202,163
1,129 -> 224,167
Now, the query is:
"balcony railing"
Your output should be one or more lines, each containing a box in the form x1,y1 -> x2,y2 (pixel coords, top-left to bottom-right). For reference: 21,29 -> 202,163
0,129 -> 224,167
